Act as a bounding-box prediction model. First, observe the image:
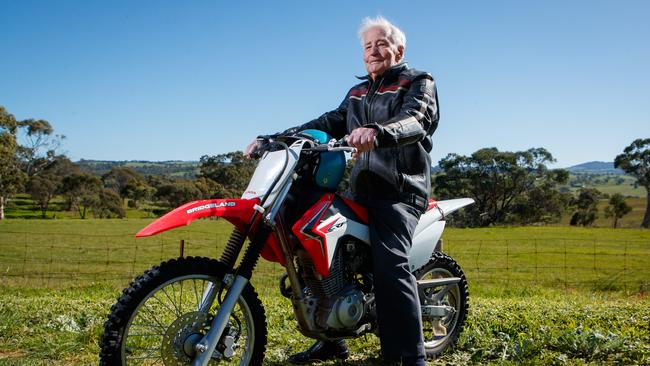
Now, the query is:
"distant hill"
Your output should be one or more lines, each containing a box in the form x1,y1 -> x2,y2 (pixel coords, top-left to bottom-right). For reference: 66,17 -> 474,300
77,159 -> 200,178
565,161 -> 624,174
432,161 -> 624,175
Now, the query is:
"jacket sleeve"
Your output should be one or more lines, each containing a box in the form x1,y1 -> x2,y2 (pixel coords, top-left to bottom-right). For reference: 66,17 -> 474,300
371,75 -> 439,147
288,93 -> 349,139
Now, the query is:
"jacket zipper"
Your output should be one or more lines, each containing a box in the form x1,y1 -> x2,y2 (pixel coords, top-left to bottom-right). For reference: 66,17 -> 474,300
364,77 -> 384,187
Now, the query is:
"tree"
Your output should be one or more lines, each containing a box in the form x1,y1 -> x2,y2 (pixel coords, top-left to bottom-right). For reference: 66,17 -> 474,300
102,167 -> 144,202
510,172 -> 572,225
194,177 -> 229,199
102,166 -> 155,208
0,106 -> 26,220
604,193 -> 632,228
24,156 -> 77,218
61,173 -> 102,219
15,118 -> 64,177
47,156 -> 81,211
26,173 -> 60,218
123,179 -> 155,208
198,152 -> 257,197
569,188 -> 601,227
92,189 -> 125,218
434,147 -> 568,226
154,180 -> 203,209
614,138 -> 650,228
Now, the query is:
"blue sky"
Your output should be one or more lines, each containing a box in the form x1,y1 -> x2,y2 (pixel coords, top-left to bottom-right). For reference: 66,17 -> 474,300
1,0 -> 648,167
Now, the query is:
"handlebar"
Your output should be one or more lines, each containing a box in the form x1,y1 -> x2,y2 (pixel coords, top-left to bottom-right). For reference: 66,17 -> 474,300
305,136 -> 357,154
251,133 -> 357,158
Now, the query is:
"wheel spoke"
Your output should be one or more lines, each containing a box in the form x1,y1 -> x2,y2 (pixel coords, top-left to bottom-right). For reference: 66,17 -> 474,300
178,280 -> 184,314
192,278 -> 201,309
148,293 -> 177,316
137,305 -> 168,332
160,285 -> 182,316
101,258 -> 265,365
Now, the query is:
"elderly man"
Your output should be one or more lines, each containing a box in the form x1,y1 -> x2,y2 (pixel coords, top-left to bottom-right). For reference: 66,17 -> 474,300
247,16 -> 438,366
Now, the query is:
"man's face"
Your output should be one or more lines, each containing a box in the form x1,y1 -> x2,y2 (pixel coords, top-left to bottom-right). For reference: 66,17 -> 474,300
363,27 -> 403,80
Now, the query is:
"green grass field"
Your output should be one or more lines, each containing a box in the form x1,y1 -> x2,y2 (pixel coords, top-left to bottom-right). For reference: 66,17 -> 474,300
563,173 -> 646,198
1,219 -> 649,365
3,194 -> 164,220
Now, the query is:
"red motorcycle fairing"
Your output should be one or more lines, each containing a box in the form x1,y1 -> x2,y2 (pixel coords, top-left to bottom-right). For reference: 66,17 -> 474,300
260,198 -> 436,267
292,194 -> 336,277
339,196 -> 369,224
260,234 -> 286,266
135,198 -> 261,237
292,193 -> 370,277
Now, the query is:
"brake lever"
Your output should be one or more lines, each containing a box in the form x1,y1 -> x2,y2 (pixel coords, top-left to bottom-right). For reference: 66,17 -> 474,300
328,136 -> 357,153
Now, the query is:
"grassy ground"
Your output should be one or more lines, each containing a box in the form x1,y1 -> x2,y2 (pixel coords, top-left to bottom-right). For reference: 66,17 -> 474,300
0,220 -> 649,364
0,285 -> 647,365
563,173 -> 646,198
552,197 -> 648,229
3,194 -> 160,220
1,220 -> 649,290
594,196 -> 648,228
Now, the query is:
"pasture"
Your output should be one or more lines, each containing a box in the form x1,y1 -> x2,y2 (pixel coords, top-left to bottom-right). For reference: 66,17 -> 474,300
0,219 -> 649,365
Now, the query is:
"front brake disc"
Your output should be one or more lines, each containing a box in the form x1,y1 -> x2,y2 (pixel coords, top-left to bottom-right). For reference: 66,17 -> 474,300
161,311 -> 212,365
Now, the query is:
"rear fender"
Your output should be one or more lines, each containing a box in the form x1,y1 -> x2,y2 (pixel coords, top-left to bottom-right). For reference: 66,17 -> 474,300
409,198 -> 474,272
136,198 -> 261,237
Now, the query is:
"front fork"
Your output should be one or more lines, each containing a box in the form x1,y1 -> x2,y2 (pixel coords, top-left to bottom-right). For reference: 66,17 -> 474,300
191,226 -> 268,366
192,275 -> 250,365
192,179 -> 295,366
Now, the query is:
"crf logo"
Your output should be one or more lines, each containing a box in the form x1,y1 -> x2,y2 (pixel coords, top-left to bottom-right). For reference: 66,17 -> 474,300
327,220 -> 345,233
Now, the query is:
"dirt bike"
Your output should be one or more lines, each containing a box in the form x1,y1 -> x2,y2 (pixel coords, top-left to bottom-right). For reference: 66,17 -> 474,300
100,130 -> 473,365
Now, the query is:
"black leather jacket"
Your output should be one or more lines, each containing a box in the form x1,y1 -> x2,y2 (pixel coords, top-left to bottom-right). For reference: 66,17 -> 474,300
296,63 -> 439,211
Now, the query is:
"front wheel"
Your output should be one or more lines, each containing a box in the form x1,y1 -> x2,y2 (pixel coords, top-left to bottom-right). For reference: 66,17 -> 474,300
415,251 -> 469,358
100,256 -> 267,365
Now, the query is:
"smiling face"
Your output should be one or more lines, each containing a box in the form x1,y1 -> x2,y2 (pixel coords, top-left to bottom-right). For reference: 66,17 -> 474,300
363,27 -> 404,80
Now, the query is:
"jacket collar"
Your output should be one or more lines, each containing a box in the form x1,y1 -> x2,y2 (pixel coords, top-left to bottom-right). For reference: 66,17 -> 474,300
356,62 -> 409,81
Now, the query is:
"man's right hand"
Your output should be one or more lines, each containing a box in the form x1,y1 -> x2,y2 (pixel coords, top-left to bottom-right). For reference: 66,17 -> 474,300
347,127 -> 378,158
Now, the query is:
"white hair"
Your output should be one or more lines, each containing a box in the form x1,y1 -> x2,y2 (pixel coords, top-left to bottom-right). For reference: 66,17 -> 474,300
358,16 -> 406,50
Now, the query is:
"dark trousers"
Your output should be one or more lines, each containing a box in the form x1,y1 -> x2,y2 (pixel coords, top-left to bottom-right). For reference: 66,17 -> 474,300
361,198 -> 425,362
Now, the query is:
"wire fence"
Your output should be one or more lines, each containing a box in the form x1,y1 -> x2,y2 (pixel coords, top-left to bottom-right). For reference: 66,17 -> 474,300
0,229 -> 648,293
442,237 -> 649,293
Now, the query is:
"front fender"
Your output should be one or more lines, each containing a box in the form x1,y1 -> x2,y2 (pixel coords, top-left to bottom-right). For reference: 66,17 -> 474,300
136,198 -> 261,237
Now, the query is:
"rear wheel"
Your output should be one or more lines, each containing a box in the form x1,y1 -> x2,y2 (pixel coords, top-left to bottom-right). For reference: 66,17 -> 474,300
415,251 -> 469,358
100,256 -> 267,365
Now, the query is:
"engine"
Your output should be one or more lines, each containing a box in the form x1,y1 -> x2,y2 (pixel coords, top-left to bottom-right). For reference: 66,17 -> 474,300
294,238 -> 375,334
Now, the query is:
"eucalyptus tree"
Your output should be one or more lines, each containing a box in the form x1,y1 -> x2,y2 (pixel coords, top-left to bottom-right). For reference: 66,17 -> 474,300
434,147 -> 569,226
615,138 -> 650,228
0,106 -> 25,220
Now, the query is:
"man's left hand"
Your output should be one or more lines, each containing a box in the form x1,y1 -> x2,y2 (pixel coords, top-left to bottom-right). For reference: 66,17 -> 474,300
347,127 -> 378,158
